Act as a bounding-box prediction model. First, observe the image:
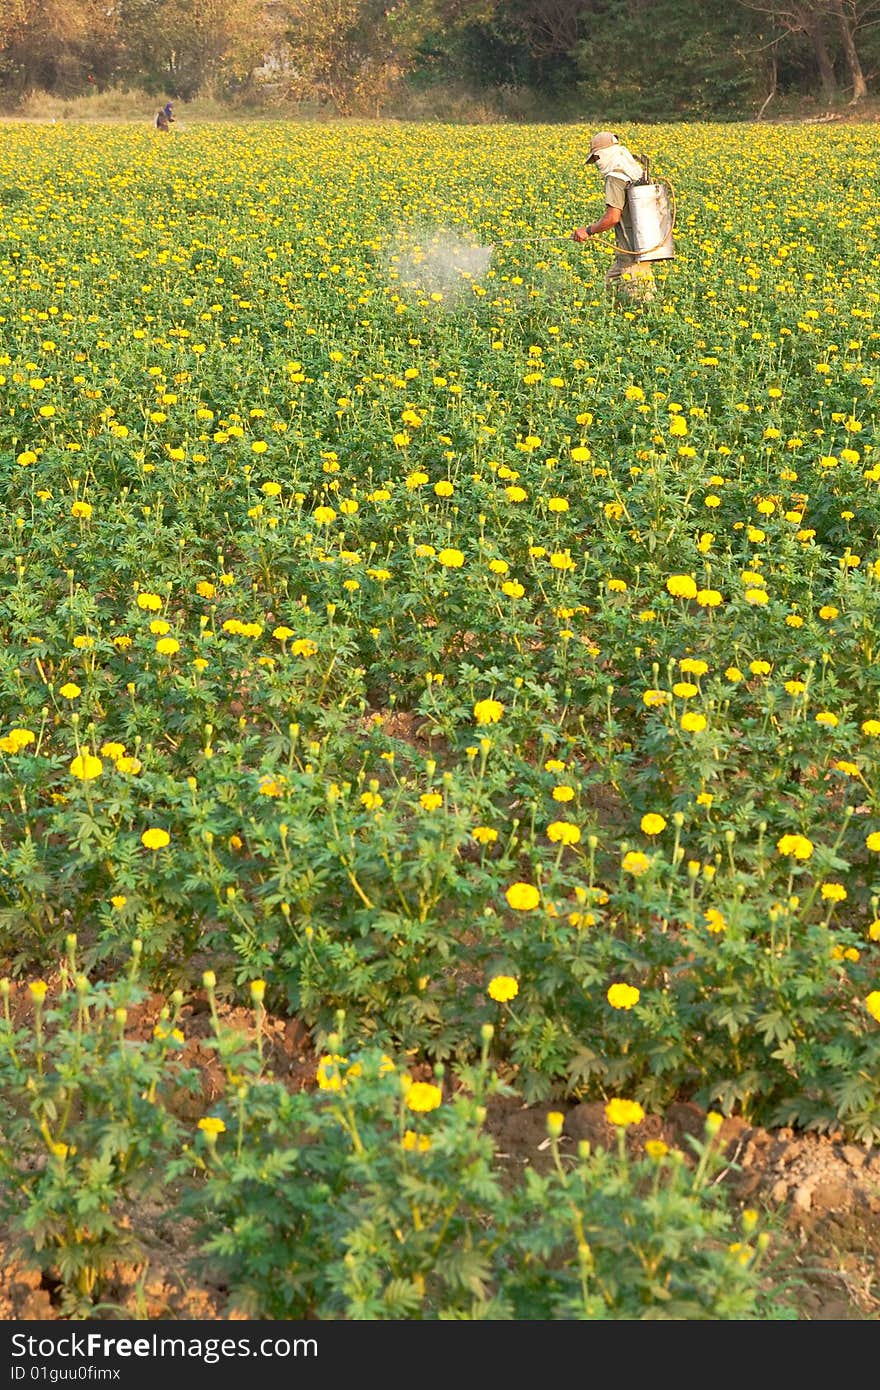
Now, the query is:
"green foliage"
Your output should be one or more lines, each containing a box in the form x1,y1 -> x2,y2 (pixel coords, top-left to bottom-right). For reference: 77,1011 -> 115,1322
572,0 -> 762,118
0,942 -> 197,1314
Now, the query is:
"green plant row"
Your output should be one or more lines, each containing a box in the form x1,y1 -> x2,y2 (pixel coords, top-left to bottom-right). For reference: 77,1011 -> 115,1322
0,953 -> 793,1320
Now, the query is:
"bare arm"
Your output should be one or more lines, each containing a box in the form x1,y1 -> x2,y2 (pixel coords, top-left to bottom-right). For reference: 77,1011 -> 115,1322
573,206 -> 622,241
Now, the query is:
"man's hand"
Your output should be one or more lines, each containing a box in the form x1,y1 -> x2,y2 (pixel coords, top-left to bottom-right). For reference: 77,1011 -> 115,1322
572,227 -> 590,243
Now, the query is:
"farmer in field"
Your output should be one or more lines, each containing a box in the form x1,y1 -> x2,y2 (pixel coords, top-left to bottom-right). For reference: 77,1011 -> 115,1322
572,131 -> 655,303
155,102 -> 175,132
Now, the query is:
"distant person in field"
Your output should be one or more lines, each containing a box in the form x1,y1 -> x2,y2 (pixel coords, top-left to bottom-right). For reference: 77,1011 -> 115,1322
155,102 -> 175,132
572,131 -> 655,303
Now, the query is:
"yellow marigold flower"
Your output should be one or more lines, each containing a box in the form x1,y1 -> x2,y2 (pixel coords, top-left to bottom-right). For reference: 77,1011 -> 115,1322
487,975 -> 519,1003
864,993 -> 880,1024
725,667 -> 744,682
868,921 -> 880,942
750,660 -> 771,676
136,592 -> 163,611
197,1116 -> 226,1135
704,908 -> 727,934
150,619 -> 171,635
815,711 -> 839,727
696,589 -> 723,607
622,850 -> 650,876
434,480 -> 454,497
316,1054 -> 347,1090
291,638 -> 317,658
862,720 -> 880,737
546,820 -> 581,845
680,659 -> 708,676
607,577 -> 627,592
549,551 -> 575,571
605,1098 -> 645,1127
570,445 -> 591,462
777,833 -> 813,861
313,506 -> 337,524
645,1139 -> 669,1159
640,813 -> 667,836
744,588 -> 769,606
419,792 -> 443,811
866,832 -> 880,853
196,580 -> 216,599
473,698 -> 504,725
141,827 -> 170,850
680,712 -> 707,733
100,742 -> 125,760
437,548 -> 465,568
28,981 -> 49,1003
116,756 -> 142,774
402,1129 -> 431,1152
643,689 -> 669,708
552,784 -> 575,802
405,1081 -> 443,1113
607,983 -> 640,1010
821,883 -> 847,902
668,415 -> 688,437
785,680 -> 806,696
71,500 -> 92,519
261,481 -> 282,496
156,637 -> 180,656
819,605 -> 839,620
69,753 -> 103,781
110,894 -> 127,909
666,574 -> 697,599
0,728 -> 36,753
59,682 -> 81,699
505,882 -> 540,911
673,682 -> 698,699
472,826 -> 498,845
360,791 -> 383,811
547,496 -> 569,513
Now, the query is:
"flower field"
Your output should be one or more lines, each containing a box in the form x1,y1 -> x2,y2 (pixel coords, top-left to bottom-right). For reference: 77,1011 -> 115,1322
0,118 -> 878,1317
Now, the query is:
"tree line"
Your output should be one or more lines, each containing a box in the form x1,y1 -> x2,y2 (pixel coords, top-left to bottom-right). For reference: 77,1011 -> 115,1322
1,0 -> 878,115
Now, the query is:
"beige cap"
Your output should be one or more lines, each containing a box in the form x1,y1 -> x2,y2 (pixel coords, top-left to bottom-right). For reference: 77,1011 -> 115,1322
587,131 -> 619,163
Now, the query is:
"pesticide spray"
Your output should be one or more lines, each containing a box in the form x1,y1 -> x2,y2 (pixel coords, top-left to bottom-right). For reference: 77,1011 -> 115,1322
385,228 -> 494,305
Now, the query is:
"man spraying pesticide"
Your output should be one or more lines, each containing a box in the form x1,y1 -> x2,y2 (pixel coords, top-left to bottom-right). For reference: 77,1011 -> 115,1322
572,131 -> 675,303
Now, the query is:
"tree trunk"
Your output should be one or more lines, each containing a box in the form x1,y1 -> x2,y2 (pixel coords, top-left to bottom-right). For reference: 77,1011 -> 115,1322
757,46 -> 777,118
832,0 -> 868,101
800,9 -> 837,99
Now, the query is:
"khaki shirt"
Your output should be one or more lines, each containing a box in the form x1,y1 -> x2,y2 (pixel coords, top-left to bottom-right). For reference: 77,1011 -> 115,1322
604,175 -> 637,256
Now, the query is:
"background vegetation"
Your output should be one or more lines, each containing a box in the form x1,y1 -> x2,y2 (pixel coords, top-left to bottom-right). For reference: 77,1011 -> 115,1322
2,0 -> 880,120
